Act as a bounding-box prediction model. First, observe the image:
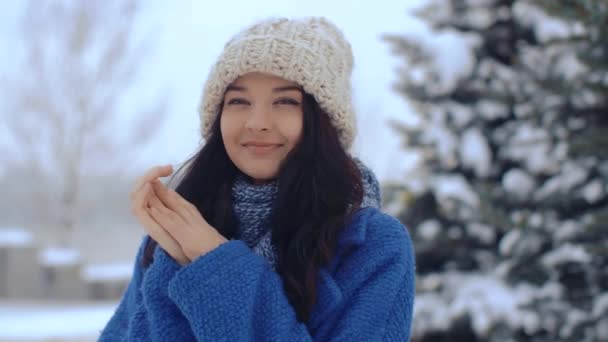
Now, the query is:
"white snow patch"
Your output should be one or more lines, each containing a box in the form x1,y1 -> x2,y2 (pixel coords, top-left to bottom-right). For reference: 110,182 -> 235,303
593,293 -> 608,318
510,211 -> 524,224
556,53 -> 588,81
0,228 -> 34,247
519,309 -> 542,335
460,128 -> 492,177
596,318 -> 608,339
499,229 -> 521,256
433,175 -> 479,207
535,281 -> 564,300
82,263 -> 133,282
450,276 -> 522,335
0,302 -> 117,339
418,273 -> 444,292
505,124 -> 556,174
413,272 -> 535,338
561,309 -> 587,339
582,179 -> 604,203
514,1 -> 585,43
541,243 -> 592,267
553,142 -> 568,162
39,248 -> 82,267
424,30 -> 477,92
467,223 -> 495,244
449,103 -> 474,128
568,117 -> 586,130
582,214 -> 595,226
494,260 -> 512,278
413,293 -> 452,333
535,162 -> 588,200
418,220 -> 441,241
503,169 -> 535,199
427,124 -> 459,169
477,100 -> 508,120
383,200 -> 403,217
554,220 -> 583,242
528,213 -> 543,228
513,102 -> 535,118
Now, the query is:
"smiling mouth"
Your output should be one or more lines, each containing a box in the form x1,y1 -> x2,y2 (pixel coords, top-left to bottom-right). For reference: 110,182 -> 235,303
243,144 -> 282,155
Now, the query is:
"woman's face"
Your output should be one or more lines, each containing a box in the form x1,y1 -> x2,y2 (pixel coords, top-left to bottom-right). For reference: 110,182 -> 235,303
220,72 -> 304,184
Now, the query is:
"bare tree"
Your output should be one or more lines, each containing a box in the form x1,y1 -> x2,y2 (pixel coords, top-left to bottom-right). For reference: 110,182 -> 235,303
2,0 -> 168,247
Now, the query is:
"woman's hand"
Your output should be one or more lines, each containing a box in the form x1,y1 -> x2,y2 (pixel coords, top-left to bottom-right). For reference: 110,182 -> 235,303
146,171 -> 229,262
130,165 -> 190,265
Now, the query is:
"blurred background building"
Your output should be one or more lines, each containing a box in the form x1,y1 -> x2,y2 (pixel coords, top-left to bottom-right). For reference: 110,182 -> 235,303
1,0 -> 606,341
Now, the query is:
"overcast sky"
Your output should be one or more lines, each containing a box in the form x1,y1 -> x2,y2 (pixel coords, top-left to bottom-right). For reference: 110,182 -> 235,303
0,0 -> 456,182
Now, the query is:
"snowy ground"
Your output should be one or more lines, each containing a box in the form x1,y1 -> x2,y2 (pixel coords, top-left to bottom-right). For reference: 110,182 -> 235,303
0,300 -> 118,342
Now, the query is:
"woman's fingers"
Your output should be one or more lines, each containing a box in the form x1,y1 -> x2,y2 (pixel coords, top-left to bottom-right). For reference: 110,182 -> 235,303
168,187 -> 201,221
150,180 -> 196,222
150,180 -> 173,208
130,182 -> 189,265
131,182 -> 152,215
146,185 -> 190,243
147,187 -> 187,241
130,165 -> 173,200
148,189 -> 181,225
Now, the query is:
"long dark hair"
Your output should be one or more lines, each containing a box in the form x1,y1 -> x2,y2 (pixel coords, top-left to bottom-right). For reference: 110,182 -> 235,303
141,92 -> 363,323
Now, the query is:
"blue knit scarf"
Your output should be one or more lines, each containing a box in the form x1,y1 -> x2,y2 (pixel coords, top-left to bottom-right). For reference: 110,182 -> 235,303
230,158 -> 381,271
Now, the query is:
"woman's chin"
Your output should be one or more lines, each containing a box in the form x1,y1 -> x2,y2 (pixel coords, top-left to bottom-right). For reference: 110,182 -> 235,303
240,167 -> 279,184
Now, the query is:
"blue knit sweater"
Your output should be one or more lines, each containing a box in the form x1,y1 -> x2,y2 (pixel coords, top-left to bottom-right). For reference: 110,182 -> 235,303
98,207 -> 415,341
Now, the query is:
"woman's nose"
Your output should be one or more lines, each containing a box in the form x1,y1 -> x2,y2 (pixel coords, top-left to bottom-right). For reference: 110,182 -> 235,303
244,106 -> 272,131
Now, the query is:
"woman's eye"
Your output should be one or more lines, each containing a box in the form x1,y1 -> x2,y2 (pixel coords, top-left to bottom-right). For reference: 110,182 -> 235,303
275,98 -> 300,106
227,98 -> 249,105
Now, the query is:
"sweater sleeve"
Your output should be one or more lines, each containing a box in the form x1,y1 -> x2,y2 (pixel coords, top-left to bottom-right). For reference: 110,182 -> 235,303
140,244 -> 197,341
98,235 -> 149,341
166,211 -> 416,341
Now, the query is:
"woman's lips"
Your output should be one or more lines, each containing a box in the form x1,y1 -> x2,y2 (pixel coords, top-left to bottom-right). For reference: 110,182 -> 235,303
243,144 -> 281,155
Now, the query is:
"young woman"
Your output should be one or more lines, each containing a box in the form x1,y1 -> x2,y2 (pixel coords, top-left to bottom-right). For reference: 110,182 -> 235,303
100,16 -> 415,341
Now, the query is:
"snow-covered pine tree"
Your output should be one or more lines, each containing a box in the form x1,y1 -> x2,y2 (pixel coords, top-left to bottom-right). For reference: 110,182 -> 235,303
382,0 -> 607,340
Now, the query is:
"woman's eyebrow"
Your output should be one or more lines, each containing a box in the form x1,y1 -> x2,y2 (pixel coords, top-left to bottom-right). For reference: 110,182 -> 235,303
272,85 -> 303,93
225,84 -> 302,94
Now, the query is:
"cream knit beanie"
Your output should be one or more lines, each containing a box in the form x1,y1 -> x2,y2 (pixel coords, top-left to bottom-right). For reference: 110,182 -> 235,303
198,16 -> 357,150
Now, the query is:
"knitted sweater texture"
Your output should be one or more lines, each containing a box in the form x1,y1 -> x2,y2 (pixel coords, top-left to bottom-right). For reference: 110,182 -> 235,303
99,163 -> 415,341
